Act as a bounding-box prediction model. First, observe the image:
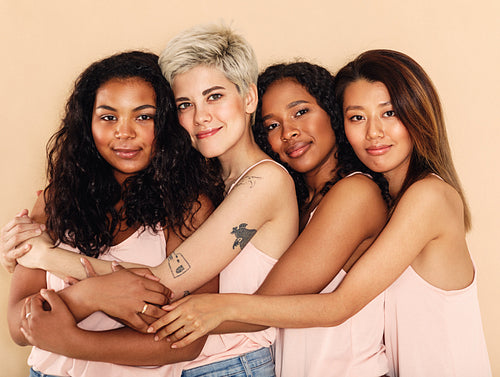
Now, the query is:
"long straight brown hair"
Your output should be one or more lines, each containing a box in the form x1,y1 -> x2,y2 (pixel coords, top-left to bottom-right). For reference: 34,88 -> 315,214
334,49 -> 471,231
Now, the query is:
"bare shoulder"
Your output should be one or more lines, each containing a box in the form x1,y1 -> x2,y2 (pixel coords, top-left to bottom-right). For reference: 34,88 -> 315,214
402,175 -> 463,215
321,173 -> 386,212
234,160 -> 294,193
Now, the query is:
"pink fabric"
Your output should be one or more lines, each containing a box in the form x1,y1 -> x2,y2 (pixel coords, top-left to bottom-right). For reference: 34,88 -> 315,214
276,173 -> 388,377
275,270 -> 388,377
384,264 -> 492,377
180,241 -> 277,370
28,227 -> 183,377
180,159 -> 285,370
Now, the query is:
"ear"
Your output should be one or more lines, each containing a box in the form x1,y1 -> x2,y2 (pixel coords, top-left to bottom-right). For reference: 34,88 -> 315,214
244,83 -> 258,114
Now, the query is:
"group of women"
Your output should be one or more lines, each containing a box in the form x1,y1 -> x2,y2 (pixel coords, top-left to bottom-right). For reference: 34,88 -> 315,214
0,23 -> 492,377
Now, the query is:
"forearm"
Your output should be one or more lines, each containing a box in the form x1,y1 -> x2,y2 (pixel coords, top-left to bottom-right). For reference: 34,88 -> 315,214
212,321 -> 267,335
62,327 -> 205,365
225,293 -> 349,328
18,234 -> 115,279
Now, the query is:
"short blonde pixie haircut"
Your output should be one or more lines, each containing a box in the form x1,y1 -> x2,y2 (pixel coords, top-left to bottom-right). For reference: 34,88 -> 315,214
159,23 -> 258,96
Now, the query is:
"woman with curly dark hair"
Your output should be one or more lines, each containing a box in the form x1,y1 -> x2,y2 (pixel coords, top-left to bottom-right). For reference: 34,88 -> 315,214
4,51 -> 222,377
147,62 -> 391,377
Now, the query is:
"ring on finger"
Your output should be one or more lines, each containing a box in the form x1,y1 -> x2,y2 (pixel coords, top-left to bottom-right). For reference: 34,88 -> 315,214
141,303 -> 148,314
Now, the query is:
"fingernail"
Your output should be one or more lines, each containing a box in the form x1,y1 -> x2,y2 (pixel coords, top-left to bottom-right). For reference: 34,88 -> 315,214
171,344 -> 177,349
147,327 -> 154,333
154,335 -> 159,341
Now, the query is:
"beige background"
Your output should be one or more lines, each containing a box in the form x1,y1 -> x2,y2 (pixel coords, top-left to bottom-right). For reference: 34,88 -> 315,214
1,0 -> 499,375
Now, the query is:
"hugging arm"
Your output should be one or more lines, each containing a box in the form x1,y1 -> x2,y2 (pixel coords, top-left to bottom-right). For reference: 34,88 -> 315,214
16,163 -> 297,300
151,175 -> 389,346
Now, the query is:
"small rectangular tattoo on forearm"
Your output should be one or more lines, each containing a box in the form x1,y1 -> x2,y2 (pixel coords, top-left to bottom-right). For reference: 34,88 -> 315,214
167,251 -> 191,278
231,223 -> 257,250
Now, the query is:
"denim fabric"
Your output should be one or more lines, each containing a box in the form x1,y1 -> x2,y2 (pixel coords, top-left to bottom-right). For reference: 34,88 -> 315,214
29,368 -> 62,377
181,347 -> 275,377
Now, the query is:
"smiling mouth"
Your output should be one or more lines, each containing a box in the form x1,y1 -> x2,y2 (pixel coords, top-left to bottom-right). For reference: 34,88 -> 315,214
285,142 -> 310,158
366,145 -> 391,156
113,148 -> 141,159
196,127 -> 222,139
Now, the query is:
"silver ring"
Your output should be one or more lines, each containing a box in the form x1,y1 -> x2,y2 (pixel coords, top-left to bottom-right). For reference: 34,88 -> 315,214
141,303 -> 148,314
25,312 -> 32,319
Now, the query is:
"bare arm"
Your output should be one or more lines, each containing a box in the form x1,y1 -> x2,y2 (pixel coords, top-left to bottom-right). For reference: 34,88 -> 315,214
151,175 -> 389,344
221,178 -> 471,328
18,163 -> 297,299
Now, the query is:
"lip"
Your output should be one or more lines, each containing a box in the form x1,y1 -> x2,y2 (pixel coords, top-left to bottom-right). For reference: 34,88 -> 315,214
366,144 -> 391,156
113,147 -> 141,159
196,127 -> 222,139
285,141 -> 311,158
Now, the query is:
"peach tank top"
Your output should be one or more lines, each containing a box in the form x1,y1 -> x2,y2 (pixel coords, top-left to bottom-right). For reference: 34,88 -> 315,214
28,227 -> 183,377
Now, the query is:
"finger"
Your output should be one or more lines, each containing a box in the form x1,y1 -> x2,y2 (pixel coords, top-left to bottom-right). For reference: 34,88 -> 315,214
38,289 -> 62,312
141,289 -> 170,307
147,311 -> 179,334
152,316 -> 186,341
129,268 -> 160,281
80,258 -> 97,277
111,261 -> 124,272
63,276 -> 80,285
16,209 -> 30,217
171,331 -> 203,349
140,303 -> 167,320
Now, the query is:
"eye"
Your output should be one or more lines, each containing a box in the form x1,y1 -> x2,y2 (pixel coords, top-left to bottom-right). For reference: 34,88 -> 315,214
384,110 -> 396,117
137,114 -> 154,121
100,115 -> 116,121
208,93 -> 222,101
294,108 -> 308,118
264,122 -> 279,132
348,114 -> 365,122
177,102 -> 191,111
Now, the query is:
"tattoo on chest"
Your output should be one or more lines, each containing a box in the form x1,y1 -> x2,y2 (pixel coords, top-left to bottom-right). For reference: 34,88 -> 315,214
231,223 -> 257,250
167,251 -> 191,278
234,175 -> 262,189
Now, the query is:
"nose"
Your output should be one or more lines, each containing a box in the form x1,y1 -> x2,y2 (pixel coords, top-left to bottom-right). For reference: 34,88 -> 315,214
366,117 -> 384,140
114,118 -> 136,139
193,103 -> 211,125
280,120 -> 300,142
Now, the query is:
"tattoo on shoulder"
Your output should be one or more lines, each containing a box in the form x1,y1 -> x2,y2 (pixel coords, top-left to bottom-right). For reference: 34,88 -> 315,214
231,223 -> 257,250
234,175 -> 262,189
183,291 -> 190,297
167,251 -> 191,278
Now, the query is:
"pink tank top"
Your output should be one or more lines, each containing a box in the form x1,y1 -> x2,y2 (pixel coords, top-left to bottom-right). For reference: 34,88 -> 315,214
384,264 -> 492,377
275,173 -> 388,377
180,160 -> 287,370
28,227 -> 183,377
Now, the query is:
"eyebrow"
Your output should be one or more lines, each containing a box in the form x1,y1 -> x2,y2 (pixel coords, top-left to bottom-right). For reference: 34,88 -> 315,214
95,104 -> 156,111
344,101 -> 392,113
262,100 -> 310,122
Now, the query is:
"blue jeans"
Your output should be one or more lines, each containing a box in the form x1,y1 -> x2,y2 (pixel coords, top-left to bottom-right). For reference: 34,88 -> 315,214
181,347 -> 275,377
29,368 -> 61,377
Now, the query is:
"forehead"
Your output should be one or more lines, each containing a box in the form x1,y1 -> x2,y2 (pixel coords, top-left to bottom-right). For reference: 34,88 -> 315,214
262,79 -> 317,109
172,65 -> 238,95
95,77 -> 155,102
343,80 -> 390,107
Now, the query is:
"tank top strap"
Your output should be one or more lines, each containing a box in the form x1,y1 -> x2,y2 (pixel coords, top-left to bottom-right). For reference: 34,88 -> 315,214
345,171 -> 373,179
227,159 -> 287,195
430,172 -> 444,181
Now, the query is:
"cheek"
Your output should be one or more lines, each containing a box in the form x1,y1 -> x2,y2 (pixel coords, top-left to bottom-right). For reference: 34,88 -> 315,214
266,132 -> 282,154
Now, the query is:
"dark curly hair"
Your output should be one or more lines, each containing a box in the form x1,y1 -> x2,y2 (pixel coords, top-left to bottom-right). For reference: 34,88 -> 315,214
253,61 -> 390,208
44,51 -> 224,257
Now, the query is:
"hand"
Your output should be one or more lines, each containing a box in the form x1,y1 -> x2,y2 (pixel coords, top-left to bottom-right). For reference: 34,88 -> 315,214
0,209 -> 45,273
20,289 -> 79,354
80,268 -> 171,333
147,293 -> 229,348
